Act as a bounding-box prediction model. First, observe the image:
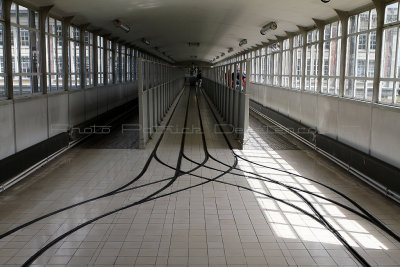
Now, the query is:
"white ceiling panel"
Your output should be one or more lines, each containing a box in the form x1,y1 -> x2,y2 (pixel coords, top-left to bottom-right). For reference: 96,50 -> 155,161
23,0 -> 373,63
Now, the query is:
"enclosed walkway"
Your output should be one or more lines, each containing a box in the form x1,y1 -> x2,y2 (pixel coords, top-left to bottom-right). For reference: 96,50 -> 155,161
0,87 -> 399,266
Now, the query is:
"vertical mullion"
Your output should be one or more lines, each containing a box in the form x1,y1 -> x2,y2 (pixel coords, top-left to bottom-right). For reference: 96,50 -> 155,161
393,27 -> 400,104
18,28 -> 22,95
365,30 -> 371,99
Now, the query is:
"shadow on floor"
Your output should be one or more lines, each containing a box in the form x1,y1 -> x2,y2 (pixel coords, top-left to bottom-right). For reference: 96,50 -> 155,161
79,108 -> 140,149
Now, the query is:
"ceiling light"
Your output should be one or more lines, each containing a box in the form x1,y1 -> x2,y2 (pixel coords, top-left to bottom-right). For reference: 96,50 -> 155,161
260,22 -> 277,35
113,19 -> 130,33
188,42 -> 200,47
239,39 -> 247,47
228,47 -> 234,53
142,38 -> 150,46
321,0 -> 330,2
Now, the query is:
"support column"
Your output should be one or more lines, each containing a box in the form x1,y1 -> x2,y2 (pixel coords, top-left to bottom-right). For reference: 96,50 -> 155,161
79,26 -> 86,89
298,26 -> 307,91
39,6 -> 53,94
4,0 -> 13,99
93,33 -> 98,86
238,59 -> 250,147
314,19 -> 325,93
103,35 -> 110,85
336,10 -> 349,97
372,0 -> 385,103
287,33 -> 294,89
112,40 -> 116,84
138,58 -> 147,148
62,16 -> 74,91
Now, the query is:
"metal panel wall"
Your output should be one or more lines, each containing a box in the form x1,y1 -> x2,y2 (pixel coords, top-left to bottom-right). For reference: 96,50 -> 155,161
14,96 -> 48,152
371,107 -> 400,168
48,93 -> 69,137
0,82 -> 139,161
69,90 -> 85,127
248,82 -> 400,169
0,101 -> 15,159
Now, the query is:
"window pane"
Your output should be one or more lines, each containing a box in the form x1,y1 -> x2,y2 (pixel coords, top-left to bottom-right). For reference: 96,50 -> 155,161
11,5 -> 42,96
0,23 -> 5,98
385,3 -> 398,24
381,27 -> 397,79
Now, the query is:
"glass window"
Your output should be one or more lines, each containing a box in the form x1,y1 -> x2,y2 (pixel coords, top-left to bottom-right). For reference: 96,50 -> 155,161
322,21 -> 341,95
267,43 -> 281,87
84,31 -> 93,87
10,3 -> 41,96
345,9 -> 376,101
127,47 -> 131,81
68,26 -> 80,89
281,39 -> 290,88
106,40 -> 113,84
266,46 -> 273,85
0,22 -> 5,97
380,3 -> 400,105
45,17 -> 63,92
305,29 -> 319,91
292,34 -> 303,90
121,45 -> 126,83
97,36 -> 104,85
115,43 -> 120,83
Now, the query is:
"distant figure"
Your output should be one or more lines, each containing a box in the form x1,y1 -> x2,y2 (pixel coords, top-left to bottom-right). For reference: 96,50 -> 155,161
196,71 -> 202,88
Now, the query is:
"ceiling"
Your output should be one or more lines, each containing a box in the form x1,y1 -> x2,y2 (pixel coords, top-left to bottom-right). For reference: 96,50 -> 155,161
22,0 -> 373,63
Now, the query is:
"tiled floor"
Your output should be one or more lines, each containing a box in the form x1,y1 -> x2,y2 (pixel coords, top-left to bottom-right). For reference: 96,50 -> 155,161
0,87 -> 399,266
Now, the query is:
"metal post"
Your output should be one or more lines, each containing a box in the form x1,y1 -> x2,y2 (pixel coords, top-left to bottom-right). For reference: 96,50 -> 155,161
93,34 -> 98,86
372,0 -> 385,103
39,6 -> 53,94
336,10 -> 349,97
314,19 -> 325,93
79,27 -> 85,89
62,17 -> 74,91
4,0 -> 13,99
298,26 -> 307,91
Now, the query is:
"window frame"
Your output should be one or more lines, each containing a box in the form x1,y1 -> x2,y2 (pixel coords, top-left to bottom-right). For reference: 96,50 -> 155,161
345,8 -> 377,101
67,25 -> 81,89
45,16 -> 63,92
380,1 -> 400,105
321,21 -> 342,95
305,28 -> 319,92
10,3 -> 42,96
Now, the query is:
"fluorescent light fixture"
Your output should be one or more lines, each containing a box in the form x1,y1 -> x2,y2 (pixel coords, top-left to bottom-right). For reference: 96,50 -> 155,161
239,39 -> 247,47
188,42 -> 200,47
260,22 -> 277,35
228,47 -> 234,53
142,38 -> 150,46
113,19 -> 130,33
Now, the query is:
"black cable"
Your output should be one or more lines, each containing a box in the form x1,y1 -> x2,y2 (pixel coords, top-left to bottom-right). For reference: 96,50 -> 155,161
199,88 -> 372,267
0,89 -> 187,240
203,99 -> 400,243
183,153 -> 400,242
21,87 -> 215,266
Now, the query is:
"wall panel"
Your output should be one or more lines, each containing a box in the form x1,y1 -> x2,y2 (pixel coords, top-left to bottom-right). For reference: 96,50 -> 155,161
0,102 -> 15,159
14,96 -> 48,152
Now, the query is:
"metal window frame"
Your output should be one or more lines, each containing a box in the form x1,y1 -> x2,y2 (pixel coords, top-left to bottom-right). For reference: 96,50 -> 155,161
321,21 -> 342,95
345,8 -> 377,101
45,16 -> 63,92
10,3 -> 42,96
